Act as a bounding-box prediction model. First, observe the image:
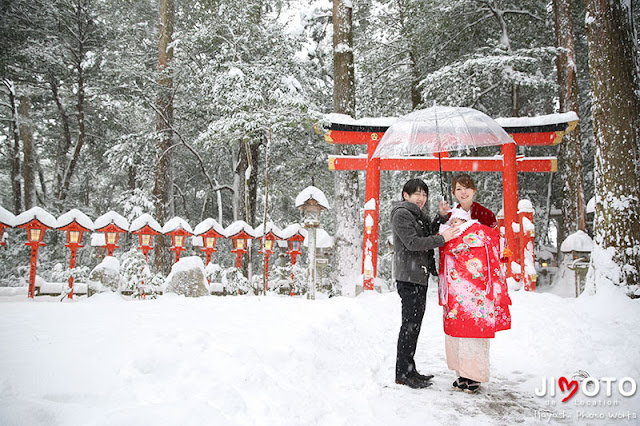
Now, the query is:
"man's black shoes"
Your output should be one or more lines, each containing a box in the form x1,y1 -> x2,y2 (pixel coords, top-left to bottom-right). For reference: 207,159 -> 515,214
395,373 -> 433,389
415,372 -> 434,382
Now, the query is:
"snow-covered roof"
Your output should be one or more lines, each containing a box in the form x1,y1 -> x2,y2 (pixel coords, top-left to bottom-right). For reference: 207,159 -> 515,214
560,230 -> 593,253
295,186 -> 330,210
323,113 -> 398,128
224,221 -> 256,238
254,222 -> 283,238
0,206 -> 15,227
94,211 -> 129,231
303,229 -> 334,248
129,214 -> 162,233
14,207 -> 57,228
193,218 -> 226,236
586,197 -> 596,214
56,209 -> 94,230
279,223 -> 305,239
495,111 -> 579,128
162,217 -> 193,234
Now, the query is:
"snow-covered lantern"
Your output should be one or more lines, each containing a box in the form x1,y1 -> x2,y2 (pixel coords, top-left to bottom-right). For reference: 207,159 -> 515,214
163,217 -> 193,263
256,222 -> 282,292
279,224 -> 306,296
130,214 -> 162,262
560,230 -> 593,262
194,218 -> 226,265
0,206 -> 15,246
561,230 -> 593,297
295,186 -> 329,227
15,207 -> 57,298
280,224 -> 305,265
257,223 -> 281,255
295,186 -> 329,300
225,221 -> 256,269
56,210 -> 94,299
94,211 -> 129,256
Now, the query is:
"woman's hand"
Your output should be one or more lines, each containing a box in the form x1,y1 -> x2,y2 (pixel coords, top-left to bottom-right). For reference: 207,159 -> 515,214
438,199 -> 451,217
441,225 -> 461,242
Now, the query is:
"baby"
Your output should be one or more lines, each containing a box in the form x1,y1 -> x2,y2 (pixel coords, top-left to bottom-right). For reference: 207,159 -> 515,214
439,208 -> 477,234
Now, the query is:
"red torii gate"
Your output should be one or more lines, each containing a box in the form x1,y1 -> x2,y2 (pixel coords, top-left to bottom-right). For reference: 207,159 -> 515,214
324,112 -> 578,291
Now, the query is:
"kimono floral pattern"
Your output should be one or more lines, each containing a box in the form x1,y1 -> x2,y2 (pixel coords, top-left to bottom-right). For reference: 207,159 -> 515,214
439,223 -> 511,338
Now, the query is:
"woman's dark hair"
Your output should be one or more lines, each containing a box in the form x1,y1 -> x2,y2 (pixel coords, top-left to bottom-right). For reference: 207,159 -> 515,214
401,178 -> 429,200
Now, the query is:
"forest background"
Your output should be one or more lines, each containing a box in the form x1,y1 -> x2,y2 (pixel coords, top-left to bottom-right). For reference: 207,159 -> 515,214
0,0 -> 639,294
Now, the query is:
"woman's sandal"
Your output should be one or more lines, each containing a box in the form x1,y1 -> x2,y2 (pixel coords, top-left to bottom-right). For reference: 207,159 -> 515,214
463,379 -> 481,393
452,377 -> 468,391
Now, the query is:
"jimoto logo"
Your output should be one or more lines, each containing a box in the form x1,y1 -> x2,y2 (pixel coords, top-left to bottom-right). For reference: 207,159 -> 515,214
535,376 -> 637,402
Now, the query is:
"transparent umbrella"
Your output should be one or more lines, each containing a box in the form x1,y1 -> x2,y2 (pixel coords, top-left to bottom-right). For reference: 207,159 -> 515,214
372,105 -> 515,197
373,105 -> 514,157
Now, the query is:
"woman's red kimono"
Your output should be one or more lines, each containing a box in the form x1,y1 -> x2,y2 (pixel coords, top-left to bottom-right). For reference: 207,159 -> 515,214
439,222 -> 511,338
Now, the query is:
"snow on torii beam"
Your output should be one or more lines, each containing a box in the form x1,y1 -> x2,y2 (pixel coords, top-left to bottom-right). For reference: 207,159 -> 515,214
324,111 -> 578,291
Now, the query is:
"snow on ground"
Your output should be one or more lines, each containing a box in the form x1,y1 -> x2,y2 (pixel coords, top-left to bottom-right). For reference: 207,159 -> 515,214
0,283 -> 639,426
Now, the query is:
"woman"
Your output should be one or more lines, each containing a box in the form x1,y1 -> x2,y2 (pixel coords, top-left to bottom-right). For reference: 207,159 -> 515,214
439,173 -> 497,229
438,208 -> 511,393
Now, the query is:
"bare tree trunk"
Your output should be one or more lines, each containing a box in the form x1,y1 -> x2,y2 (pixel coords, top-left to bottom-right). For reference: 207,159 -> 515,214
154,0 -> 175,275
333,0 -> 361,292
409,51 -> 422,109
553,0 -> 587,244
59,61 -> 87,201
4,80 -> 22,213
50,77 -> 73,198
20,95 -> 36,210
585,0 -> 640,293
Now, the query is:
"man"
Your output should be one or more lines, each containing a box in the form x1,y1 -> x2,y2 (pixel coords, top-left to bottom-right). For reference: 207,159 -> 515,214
391,178 -> 460,389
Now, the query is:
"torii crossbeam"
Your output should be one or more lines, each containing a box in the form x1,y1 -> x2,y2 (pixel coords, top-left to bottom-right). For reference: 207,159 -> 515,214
324,111 -> 578,291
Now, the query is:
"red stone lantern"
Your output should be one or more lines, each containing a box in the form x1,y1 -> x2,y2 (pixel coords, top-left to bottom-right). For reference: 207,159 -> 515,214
225,221 -> 255,269
163,217 -> 193,263
94,211 -> 129,257
130,214 -> 162,262
280,224 -> 305,296
56,209 -> 93,299
194,218 -> 226,265
0,206 -> 15,247
15,207 -> 57,298
256,222 -> 282,292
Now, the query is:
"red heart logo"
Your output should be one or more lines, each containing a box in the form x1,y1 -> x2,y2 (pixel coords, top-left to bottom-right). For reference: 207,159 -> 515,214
558,376 -> 579,402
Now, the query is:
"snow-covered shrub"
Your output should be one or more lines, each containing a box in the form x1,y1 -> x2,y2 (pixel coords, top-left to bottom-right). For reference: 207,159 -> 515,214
271,263 -> 308,295
50,262 -> 91,284
222,267 -> 250,295
205,263 -> 226,295
120,249 -> 163,299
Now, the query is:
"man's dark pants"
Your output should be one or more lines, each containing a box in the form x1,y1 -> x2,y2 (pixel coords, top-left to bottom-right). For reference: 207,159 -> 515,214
396,280 -> 428,380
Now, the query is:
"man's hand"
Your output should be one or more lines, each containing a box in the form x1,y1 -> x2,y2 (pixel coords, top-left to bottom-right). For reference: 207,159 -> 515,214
441,225 -> 461,242
438,199 -> 451,217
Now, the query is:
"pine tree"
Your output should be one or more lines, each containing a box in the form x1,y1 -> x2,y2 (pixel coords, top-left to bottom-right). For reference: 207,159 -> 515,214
553,0 -> 587,244
585,0 -> 640,295
154,0 -> 176,275
333,0 -> 361,292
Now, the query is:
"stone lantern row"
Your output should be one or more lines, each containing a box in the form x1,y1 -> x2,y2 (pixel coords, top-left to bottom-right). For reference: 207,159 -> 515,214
0,185 -> 330,299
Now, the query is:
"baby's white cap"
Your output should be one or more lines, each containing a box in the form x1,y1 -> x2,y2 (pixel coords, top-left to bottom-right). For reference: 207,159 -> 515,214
448,208 -> 471,223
